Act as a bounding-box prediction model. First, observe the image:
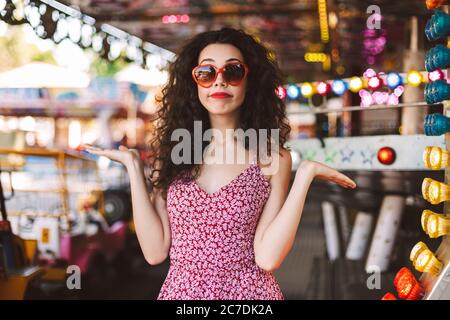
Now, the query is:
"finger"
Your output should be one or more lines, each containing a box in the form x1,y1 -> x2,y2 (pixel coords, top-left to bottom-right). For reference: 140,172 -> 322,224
337,173 -> 356,187
344,181 -> 356,188
129,148 -> 140,156
345,178 -> 357,188
84,148 -> 106,156
83,146 -> 109,156
340,182 -> 352,189
338,179 -> 355,187
81,144 -> 101,151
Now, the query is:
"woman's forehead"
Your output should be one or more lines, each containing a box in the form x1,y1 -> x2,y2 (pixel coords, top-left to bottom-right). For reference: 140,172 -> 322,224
198,43 -> 244,64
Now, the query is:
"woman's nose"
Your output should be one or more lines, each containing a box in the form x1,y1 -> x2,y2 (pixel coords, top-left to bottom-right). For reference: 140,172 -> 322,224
214,71 -> 227,87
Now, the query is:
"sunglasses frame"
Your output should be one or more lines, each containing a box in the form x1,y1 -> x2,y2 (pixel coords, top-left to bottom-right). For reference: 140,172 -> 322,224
192,61 -> 249,88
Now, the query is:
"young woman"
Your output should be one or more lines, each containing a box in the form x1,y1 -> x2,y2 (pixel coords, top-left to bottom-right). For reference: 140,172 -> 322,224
83,28 -> 356,300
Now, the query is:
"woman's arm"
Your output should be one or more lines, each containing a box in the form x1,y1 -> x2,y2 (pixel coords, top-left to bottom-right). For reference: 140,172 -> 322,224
126,158 -> 171,265
83,144 -> 170,265
254,149 -> 356,272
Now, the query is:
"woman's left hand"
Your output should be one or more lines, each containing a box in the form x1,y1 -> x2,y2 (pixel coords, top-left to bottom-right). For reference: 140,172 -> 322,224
299,160 -> 357,189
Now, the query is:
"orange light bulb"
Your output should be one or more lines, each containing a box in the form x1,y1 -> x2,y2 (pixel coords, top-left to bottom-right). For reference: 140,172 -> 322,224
394,267 -> 424,300
426,0 -> 447,10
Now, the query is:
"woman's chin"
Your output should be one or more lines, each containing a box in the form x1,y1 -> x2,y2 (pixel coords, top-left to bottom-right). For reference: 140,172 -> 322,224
206,103 -> 235,114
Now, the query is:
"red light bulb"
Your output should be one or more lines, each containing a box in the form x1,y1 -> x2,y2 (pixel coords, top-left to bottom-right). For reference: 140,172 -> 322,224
276,86 -> 287,99
368,76 -> 384,90
377,146 -> 396,165
394,267 -> 424,300
381,292 -> 397,300
317,81 -> 331,96
428,69 -> 445,82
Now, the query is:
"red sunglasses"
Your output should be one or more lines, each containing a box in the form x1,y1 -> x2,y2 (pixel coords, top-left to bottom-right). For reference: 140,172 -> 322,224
192,61 -> 249,88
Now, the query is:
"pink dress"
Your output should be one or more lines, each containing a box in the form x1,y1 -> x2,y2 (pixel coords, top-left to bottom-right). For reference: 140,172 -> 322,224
157,155 -> 284,300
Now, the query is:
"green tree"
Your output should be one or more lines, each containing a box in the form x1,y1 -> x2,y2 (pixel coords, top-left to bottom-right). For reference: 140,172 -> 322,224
89,50 -> 130,76
0,24 -> 55,72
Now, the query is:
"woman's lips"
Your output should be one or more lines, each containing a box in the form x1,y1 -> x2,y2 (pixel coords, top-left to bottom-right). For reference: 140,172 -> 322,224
210,92 -> 232,99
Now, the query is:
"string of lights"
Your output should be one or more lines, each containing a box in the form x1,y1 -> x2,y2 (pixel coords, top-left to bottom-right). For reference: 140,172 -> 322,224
0,0 -> 175,68
286,101 -> 440,115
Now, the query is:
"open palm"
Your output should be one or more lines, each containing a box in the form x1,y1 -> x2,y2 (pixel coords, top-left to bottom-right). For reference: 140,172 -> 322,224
81,144 -> 141,168
303,160 -> 356,189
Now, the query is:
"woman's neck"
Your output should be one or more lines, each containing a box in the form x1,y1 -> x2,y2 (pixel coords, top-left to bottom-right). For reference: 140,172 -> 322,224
208,108 -> 240,145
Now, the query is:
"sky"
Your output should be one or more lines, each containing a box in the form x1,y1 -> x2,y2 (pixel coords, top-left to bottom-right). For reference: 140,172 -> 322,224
24,25 -> 90,71
19,22 -> 92,72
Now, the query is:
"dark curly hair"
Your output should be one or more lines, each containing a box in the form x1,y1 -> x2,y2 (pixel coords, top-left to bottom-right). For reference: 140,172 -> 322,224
147,27 -> 291,200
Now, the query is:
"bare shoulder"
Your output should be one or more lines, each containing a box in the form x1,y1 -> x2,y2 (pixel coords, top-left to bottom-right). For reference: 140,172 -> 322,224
259,147 -> 292,182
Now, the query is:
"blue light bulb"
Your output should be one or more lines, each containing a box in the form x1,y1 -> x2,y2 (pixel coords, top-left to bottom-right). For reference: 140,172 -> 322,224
286,84 -> 300,99
425,44 -> 450,72
386,72 -> 403,89
424,113 -> 450,136
425,10 -> 450,41
332,79 -> 347,96
424,79 -> 450,104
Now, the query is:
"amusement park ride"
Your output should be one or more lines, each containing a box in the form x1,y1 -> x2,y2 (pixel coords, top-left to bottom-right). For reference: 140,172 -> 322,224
0,148 -> 129,299
3,0 -> 450,301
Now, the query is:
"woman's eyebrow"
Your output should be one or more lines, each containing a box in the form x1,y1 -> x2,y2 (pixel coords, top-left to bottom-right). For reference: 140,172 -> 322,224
199,57 -> 242,64
199,58 -> 215,64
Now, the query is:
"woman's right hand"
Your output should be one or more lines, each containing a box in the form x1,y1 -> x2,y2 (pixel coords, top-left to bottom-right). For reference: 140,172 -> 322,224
81,144 -> 142,169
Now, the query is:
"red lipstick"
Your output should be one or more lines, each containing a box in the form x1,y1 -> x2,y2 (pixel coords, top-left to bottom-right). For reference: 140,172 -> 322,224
210,92 -> 232,99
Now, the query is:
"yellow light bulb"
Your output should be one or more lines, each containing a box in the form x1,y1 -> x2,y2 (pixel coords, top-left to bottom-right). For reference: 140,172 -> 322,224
410,241 -> 426,262
422,178 -> 433,202
421,209 -> 450,238
421,209 -> 432,231
428,215 -> 439,235
301,83 -> 315,98
410,241 -> 442,276
349,76 -> 363,92
407,70 -> 422,87
423,146 -> 450,170
421,178 -> 450,204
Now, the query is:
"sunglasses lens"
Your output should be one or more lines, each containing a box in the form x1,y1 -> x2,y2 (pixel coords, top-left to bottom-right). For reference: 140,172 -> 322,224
194,65 -> 216,86
223,63 -> 246,84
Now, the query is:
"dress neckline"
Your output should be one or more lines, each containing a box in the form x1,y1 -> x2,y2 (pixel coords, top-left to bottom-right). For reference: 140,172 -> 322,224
192,163 -> 264,197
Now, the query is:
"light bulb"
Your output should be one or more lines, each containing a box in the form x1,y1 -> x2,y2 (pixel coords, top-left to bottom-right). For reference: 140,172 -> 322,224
381,292 -> 397,300
394,267 -> 424,300
423,146 -> 450,170
425,45 -> 450,72
421,177 -> 450,204
421,209 -> 450,238
424,113 -> 450,136
301,82 -> 314,98
332,79 -> 347,96
425,11 -> 450,41
410,241 -> 443,276
349,76 -> 364,92
386,72 -> 402,89
426,0 -> 448,11
407,70 -> 422,87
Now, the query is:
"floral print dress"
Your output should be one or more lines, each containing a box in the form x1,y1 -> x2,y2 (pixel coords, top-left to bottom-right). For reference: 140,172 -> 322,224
157,154 -> 284,300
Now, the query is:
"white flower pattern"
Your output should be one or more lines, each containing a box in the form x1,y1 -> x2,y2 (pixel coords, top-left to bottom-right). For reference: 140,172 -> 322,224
157,159 -> 285,300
